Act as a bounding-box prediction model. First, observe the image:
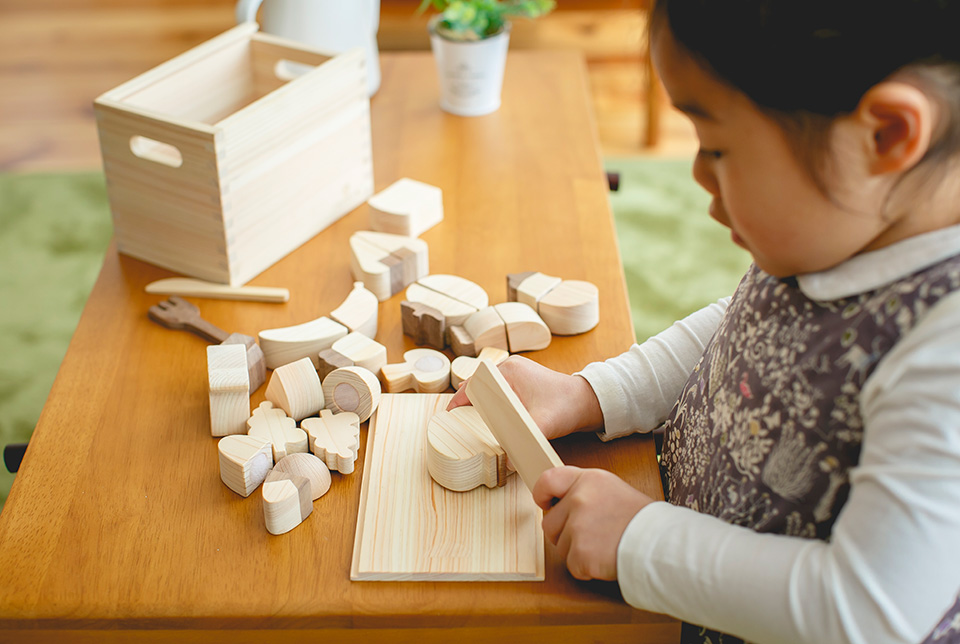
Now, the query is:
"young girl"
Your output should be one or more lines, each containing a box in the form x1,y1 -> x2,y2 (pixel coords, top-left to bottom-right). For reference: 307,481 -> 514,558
450,1 -> 960,642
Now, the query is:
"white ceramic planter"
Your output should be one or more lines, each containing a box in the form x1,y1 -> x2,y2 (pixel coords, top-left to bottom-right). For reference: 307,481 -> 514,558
428,18 -> 511,117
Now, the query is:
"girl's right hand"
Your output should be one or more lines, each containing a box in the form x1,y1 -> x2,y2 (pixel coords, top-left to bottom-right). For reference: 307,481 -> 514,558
446,355 -> 604,440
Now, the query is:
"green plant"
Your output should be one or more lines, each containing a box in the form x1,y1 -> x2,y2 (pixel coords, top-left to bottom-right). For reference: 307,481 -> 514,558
418,0 -> 556,41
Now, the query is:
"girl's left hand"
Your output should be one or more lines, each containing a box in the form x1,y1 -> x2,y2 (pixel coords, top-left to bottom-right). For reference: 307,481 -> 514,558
533,466 -> 655,581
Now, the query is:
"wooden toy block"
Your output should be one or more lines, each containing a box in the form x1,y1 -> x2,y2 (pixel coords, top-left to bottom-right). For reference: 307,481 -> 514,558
273,453 -> 332,501
146,278 -> 289,303
538,280 -> 600,336
95,24 -> 374,287
401,300 -> 446,350
494,302 -> 551,353
381,348 -> 451,393
450,346 -> 510,389
247,400 -> 309,462
262,469 -> 313,535
317,348 -> 354,381
326,332 -> 387,376
148,296 -> 265,391
506,272 -> 600,336
465,360 -> 564,493
207,344 -> 251,437
301,409 -> 361,474
322,366 -> 381,423
218,434 -> 273,497
404,274 -> 488,327
426,406 -> 510,492
258,316 -> 348,370
463,306 -> 509,353
447,325 -> 476,358
368,178 -> 444,237
330,281 -> 379,339
264,357 -> 324,422
349,231 -> 429,302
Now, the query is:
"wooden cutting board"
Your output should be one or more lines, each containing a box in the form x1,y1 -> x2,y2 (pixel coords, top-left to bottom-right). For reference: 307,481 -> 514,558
351,393 -> 545,581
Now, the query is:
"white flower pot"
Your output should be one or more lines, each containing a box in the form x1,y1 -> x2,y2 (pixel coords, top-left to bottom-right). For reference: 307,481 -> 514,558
428,18 -> 511,117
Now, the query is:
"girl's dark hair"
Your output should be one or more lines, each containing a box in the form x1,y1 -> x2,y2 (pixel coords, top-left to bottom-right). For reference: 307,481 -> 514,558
652,0 -> 960,193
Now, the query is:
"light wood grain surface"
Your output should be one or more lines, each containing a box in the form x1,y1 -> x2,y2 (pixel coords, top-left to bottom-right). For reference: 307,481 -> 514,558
0,49 -> 677,642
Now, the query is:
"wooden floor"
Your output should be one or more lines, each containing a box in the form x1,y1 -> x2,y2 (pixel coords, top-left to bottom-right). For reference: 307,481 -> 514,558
0,0 -> 698,173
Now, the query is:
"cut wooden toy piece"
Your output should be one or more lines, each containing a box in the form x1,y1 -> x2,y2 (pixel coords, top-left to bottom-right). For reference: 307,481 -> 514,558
450,346 -> 510,389
146,278 -> 289,303
448,302 -> 550,357
400,300 -> 446,350
218,434 -> 273,497
207,344 -> 250,437
426,406 -> 510,492
258,316 -> 348,370
264,357 -> 324,422
368,177 -> 444,237
322,366 -> 381,423
302,409 -> 361,474
381,348 -> 451,393
262,469 -> 313,535
404,274 -> 488,327
317,332 -> 387,381
273,453 -> 332,501
330,281 -> 379,339
148,296 -> 265,391
465,360 -> 564,493
247,401 -> 309,462
507,272 -> 600,336
349,231 -> 429,302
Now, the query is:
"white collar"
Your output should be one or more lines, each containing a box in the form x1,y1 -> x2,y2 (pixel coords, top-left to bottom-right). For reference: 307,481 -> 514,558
796,224 -> 960,301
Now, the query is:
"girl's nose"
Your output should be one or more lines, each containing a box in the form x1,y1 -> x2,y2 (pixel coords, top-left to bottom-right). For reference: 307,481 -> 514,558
692,153 -> 720,196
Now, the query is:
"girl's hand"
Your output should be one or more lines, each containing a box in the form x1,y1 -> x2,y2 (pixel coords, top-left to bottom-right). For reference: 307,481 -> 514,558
445,355 -> 603,440
533,466 -> 654,581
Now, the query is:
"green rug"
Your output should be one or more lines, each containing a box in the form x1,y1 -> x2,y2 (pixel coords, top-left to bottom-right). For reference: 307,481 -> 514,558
0,160 -> 750,513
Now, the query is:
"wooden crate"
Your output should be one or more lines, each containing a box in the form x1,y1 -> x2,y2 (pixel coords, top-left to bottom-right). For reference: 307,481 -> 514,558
94,23 -> 374,286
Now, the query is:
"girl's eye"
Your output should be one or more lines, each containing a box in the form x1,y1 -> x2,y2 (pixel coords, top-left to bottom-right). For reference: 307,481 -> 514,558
698,147 -> 723,160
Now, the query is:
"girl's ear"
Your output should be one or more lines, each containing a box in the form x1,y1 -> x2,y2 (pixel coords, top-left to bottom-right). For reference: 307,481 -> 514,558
857,81 -> 935,175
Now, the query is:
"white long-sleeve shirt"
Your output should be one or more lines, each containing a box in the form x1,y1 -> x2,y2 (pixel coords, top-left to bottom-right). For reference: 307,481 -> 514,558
578,225 -> 960,644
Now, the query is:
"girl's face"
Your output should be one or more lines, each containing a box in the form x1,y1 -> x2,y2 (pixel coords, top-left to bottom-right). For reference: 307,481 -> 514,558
651,24 -> 891,278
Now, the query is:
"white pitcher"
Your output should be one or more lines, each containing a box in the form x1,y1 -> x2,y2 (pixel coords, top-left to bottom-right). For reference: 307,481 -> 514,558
236,0 -> 381,96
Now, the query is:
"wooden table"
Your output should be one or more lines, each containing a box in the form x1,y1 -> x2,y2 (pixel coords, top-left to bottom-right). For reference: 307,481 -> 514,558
0,51 -> 678,643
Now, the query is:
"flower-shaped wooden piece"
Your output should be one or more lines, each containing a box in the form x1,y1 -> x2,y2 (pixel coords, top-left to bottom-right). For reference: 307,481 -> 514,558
262,469 -> 313,535
301,409 -> 361,474
218,434 -> 273,497
381,348 -> 451,393
247,401 -> 309,462
426,406 -> 510,492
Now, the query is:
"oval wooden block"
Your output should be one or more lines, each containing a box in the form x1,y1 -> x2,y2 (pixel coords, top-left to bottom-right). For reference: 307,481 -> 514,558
322,366 -> 381,422
264,357 -> 324,421
426,406 -> 509,492
538,280 -> 599,335
273,453 -> 331,501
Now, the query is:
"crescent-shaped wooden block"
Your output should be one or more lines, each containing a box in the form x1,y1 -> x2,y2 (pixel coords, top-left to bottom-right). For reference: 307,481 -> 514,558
507,272 -> 600,336
368,177 -> 444,237
258,316 -> 348,370
264,357 -> 324,422
450,346 -> 510,389
273,453 -> 332,501
322,366 -> 381,422
218,434 -> 273,497
349,231 -> 429,302
330,281 -> 379,339
207,344 -> 250,437
381,348 -> 451,393
301,409 -> 361,474
426,406 -> 510,492
262,469 -> 313,535
247,401 -> 309,462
